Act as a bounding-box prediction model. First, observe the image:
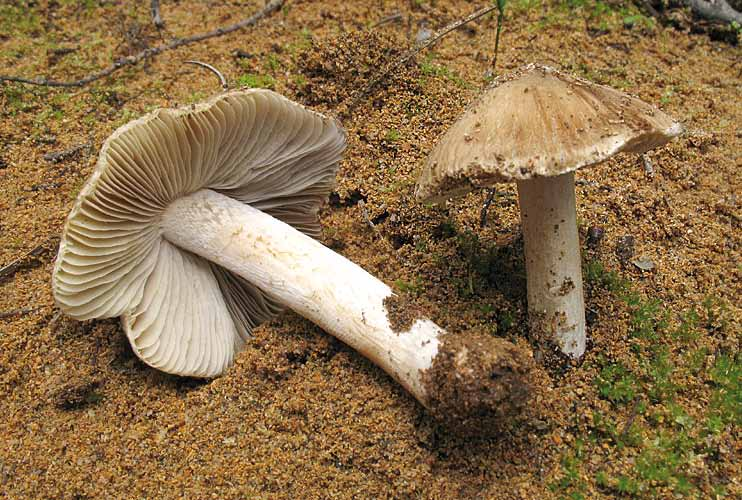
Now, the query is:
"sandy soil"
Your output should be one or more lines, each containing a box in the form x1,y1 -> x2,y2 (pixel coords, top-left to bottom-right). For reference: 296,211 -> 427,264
0,1 -> 739,498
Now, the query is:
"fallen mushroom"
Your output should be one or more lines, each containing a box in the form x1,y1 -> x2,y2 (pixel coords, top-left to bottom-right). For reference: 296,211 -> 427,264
53,89 -> 532,426
415,64 -> 682,359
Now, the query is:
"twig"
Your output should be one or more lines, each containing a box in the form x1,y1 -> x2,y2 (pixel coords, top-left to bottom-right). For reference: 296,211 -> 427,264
0,0 -> 284,88
685,0 -> 742,24
358,200 -> 381,236
374,12 -> 403,28
480,189 -> 498,227
344,3 -> 500,114
358,201 -> 400,257
151,0 -> 165,29
0,307 -> 40,320
184,60 -> 228,91
620,396 -> 643,440
641,154 -> 654,178
0,237 -> 59,284
43,142 -> 92,163
635,0 -> 662,19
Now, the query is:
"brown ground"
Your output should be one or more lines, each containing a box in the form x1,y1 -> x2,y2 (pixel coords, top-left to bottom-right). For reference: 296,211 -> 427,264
1,1 -> 740,499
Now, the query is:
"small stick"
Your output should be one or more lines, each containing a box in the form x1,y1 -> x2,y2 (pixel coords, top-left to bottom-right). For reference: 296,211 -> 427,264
0,238 -> 58,284
43,142 -> 91,163
358,200 -> 383,238
480,188 -> 498,227
374,12 -> 403,28
0,0 -> 284,88
344,3 -> 500,114
641,154 -> 654,178
0,307 -> 39,320
151,0 -> 165,29
636,0 -> 661,19
620,396 -> 642,440
358,200 -> 399,257
184,60 -> 228,91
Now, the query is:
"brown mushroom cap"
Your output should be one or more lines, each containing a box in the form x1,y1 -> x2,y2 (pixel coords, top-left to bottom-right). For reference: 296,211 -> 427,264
415,63 -> 682,202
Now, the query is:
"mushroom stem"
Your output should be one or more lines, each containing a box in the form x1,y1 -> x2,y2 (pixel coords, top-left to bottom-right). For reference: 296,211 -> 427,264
517,171 -> 586,358
161,189 -> 442,403
164,189 -> 533,424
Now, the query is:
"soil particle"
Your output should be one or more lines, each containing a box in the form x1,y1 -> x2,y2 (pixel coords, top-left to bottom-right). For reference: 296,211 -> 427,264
420,332 -> 534,435
527,310 -> 575,373
1,1 -> 740,498
296,29 -> 420,110
586,225 -> 605,247
383,293 -> 430,333
46,375 -> 102,410
614,234 -> 635,263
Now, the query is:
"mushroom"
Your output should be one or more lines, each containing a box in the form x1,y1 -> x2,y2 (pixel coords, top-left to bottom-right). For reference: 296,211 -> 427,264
53,89 -> 532,426
415,64 -> 682,359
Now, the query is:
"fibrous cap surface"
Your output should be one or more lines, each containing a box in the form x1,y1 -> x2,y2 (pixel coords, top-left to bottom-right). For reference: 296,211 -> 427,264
416,64 -> 682,202
52,90 -> 346,377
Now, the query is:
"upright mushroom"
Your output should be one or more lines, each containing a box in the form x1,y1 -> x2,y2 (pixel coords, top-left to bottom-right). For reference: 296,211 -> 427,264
53,89 -> 532,427
416,64 -> 682,359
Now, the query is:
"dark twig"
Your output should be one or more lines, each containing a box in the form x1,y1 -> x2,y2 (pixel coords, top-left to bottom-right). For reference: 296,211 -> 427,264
685,0 -> 742,24
151,0 -> 165,29
0,237 -> 59,284
185,60 -> 228,90
0,0 -> 284,88
344,3 -> 500,114
620,396 -> 643,440
374,12 -> 403,28
0,307 -> 40,320
480,189 -> 499,227
641,154 -> 654,178
358,200 -> 381,236
636,0 -> 661,19
43,142 -> 92,163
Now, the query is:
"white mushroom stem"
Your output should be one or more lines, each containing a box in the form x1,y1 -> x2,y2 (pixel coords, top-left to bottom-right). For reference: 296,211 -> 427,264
517,171 -> 586,358
162,189 -> 442,404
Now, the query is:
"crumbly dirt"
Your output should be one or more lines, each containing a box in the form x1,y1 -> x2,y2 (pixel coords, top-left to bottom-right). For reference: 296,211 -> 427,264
420,332 -> 534,435
383,293 -> 430,333
1,1 -> 740,499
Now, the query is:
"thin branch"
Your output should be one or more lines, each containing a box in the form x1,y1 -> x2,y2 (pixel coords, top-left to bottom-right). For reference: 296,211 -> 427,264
0,238 -> 58,284
151,0 -> 165,29
43,142 -> 92,163
620,396 -> 643,440
0,0 -> 284,88
344,3 -> 500,114
374,12 -> 403,28
641,154 -> 654,178
184,60 -> 228,90
686,0 -> 742,24
0,307 -> 40,320
635,0 -> 661,19
480,189 -> 498,227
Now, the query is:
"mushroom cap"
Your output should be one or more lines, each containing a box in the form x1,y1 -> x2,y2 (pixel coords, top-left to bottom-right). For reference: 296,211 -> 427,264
52,90 -> 346,377
415,63 -> 682,202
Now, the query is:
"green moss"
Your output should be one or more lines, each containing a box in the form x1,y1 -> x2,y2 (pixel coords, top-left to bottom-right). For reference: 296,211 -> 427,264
596,363 -> 638,405
384,129 -> 401,142
418,55 -> 470,88
708,353 -> 741,426
236,73 -> 276,89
